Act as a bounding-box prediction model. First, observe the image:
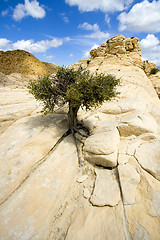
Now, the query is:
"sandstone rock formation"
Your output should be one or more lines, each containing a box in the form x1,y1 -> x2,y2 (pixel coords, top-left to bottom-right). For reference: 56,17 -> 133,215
149,71 -> 160,96
0,50 -> 57,88
0,35 -> 160,240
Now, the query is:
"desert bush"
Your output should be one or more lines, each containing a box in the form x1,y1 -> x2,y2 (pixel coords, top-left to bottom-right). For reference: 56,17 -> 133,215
150,68 -> 159,75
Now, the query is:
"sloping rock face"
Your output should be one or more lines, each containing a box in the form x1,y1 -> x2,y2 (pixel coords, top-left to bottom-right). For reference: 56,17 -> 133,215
149,71 -> 160,96
0,50 -> 57,76
0,50 -> 57,88
1,35 -> 160,240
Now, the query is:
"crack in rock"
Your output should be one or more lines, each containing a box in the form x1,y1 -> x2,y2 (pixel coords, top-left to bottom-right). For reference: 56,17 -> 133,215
0,129 -> 71,207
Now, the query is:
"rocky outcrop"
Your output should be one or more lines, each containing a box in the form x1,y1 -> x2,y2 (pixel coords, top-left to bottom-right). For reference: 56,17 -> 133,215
1,35 -> 160,240
90,35 -> 142,69
0,50 -> 57,76
0,50 -> 58,88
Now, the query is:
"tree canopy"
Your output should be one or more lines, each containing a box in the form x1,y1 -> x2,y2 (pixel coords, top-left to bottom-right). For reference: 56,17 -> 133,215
28,66 -> 120,121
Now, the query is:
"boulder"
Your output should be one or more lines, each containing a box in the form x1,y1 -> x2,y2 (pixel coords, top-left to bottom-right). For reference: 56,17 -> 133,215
84,129 -> 120,167
90,168 -> 121,206
135,140 -> 160,181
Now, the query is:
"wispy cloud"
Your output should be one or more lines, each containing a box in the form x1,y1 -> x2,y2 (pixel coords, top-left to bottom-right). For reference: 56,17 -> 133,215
78,22 -> 99,31
0,38 -> 63,53
65,0 -> 134,12
78,22 -> 109,40
60,13 -> 69,23
13,0 -> 46,21
1,9 -> 9,16
118,0 -> 160,33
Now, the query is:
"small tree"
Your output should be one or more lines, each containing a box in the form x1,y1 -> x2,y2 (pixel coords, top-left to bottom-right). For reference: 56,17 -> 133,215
28,66 -> 120,165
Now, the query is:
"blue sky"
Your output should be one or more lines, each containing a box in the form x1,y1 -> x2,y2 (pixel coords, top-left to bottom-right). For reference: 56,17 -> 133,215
1,0 -> 160,67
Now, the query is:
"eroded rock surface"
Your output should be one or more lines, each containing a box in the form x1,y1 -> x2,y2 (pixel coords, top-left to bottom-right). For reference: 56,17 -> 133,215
1,35 -> 160,240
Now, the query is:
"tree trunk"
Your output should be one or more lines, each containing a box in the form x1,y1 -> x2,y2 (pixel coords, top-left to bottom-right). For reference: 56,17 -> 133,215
68,101 -> 79,130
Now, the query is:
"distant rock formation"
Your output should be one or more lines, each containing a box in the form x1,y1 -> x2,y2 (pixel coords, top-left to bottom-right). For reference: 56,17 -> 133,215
0,50 -> 57,88
90,35 -> 142,68
0,50 -> 57,76
90,34 -> 141,57
90,34 -> 157,76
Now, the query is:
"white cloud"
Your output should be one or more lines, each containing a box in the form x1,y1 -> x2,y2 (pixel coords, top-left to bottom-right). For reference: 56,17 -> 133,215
13,0 -> 46,21
105,14 -> 110,27
0,38 -> 11,50
78,22 -> 110,40
118,0 -> 160,32
65,37 -> 71,41
89,31 -> 109,40
78,22 -> 99,31
43,54 -> 54,60
65,0 -> 133,12
0,38 -> 63,53
83,44 -> 99,59
141,34 -> 160,67
141,34 -> 160,49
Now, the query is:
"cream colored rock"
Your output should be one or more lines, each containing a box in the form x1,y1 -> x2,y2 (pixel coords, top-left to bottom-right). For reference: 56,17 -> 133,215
0,88 -> 38,133
118,154 -> 130,165
118,113 -> 158,137
151,191 -> 160,217
0,135 -> 78,240
84,129 -> 120,167
65,203 -> 126,240
84,129 -> 119,155
90,168 -> 121,206
1,34 -> 160,240
135,140 -> 160,181
90,35 -> 142,68
118,163 -> 140,205
77,175 -> 88,183
125,168 -> 160,240
83,187 -> 91,199
143,60 -> 156,76
0,113 -> 68,204
149,71 -> 160,96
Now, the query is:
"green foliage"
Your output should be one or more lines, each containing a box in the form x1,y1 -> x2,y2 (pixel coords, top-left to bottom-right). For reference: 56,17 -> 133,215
28,66 -> 120,115
150,68 -> 159,75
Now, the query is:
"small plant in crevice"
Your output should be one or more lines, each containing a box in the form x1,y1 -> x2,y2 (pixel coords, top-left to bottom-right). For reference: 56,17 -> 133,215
87,60 -> 91,65
28,66 -> 120,166
150,68 -> 159,75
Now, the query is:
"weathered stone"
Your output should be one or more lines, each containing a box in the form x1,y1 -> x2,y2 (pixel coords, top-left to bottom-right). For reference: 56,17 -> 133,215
65,203 -> 126,240
132,222 -> 150,240
0,113 -> 68,204
118,163 -> 140,204
151,191 -> 160,217
90,168 -> 121,206
77,175 -> 88,183
84,129 -> 120,167
0,135 -> 78,240
83,187 -> 91,199
118,114 -> 158,137
1,34 -> 160,240
135,140 -> 160,181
